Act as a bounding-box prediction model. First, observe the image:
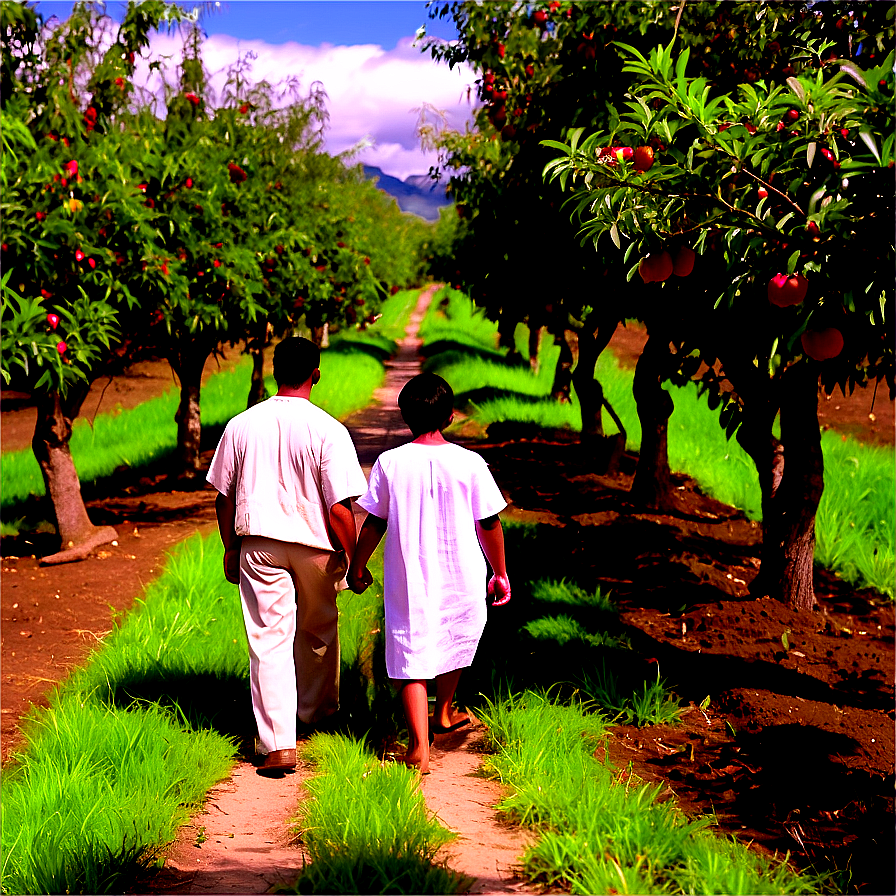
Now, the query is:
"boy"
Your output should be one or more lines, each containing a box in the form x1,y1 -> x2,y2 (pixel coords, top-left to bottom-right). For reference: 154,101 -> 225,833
347,373 -> 510,774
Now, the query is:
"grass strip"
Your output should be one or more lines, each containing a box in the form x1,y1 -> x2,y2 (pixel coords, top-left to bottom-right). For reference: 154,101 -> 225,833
0,287 -> 422,531
279,735 -> 468,895
476,689 -> 821,895
0,533 -> 241,895
420,288 -> 895,598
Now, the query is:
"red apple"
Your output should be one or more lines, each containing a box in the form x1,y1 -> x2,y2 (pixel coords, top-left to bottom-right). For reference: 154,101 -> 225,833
807,221 -> 820,236
767,272 -> 809,306
56,340 -> 67,354
757,187 -> 769,198
801,327 -> 844,360
633,145 -> 655,172
47,313 -> 60,328
672,246 -> 695,277
785,108 -> 800,122
638,251 -> 674,283
75,249 -> 85,261
534,10 -> 547,25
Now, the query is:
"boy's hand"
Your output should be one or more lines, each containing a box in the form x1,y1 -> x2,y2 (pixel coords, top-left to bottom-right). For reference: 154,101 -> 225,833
347,566 -> 373,594
223,548 -> 241,585
488,574 -> 511,607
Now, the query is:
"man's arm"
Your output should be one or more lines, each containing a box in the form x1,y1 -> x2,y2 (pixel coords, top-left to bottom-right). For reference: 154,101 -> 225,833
476,514 -> 511,606
215,492 -> 241,585
347,513 -> 387,594
329,498 -> 358,564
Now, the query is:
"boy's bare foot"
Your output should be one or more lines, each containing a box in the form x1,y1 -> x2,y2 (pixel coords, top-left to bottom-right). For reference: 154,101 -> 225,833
403,745 -> 430,775
430,707 -> 471,733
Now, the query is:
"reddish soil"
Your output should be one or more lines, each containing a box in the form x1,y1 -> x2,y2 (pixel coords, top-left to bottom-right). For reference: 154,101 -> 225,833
1,314 -> 893,893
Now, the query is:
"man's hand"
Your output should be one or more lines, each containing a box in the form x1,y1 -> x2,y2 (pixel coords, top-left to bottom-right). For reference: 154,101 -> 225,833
347,566 -> 373,594
487,573 -> 511,607
223,548 -> 241,585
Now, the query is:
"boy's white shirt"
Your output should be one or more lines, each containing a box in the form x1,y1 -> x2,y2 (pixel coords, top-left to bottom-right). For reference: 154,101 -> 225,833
357,441 -> 506,680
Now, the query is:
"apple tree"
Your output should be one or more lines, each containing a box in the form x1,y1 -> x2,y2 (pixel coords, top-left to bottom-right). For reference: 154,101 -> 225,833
1,0 -> 184,559
544,31 -> 894,608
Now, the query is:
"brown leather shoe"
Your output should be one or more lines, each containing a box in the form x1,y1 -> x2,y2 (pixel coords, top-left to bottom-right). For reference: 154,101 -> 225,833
257,748 -> 296,776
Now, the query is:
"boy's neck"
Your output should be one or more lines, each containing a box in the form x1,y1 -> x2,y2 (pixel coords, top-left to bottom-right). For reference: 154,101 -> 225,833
412,430 -> 449,446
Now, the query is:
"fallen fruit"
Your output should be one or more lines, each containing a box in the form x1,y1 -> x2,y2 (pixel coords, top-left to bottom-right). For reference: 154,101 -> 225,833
639,251 -> 674,283
767,272 -> 809,306
801,327 -> 844,360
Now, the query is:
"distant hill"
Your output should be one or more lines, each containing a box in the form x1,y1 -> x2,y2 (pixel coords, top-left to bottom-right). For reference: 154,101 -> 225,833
362,166 -> 452,222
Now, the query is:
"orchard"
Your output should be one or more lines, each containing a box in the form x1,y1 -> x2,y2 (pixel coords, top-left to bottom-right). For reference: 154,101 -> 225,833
1,1 -> 431,557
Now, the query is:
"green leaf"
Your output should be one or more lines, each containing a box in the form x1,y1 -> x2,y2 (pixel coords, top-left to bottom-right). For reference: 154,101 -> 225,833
839,62 -> 868,89
786,76 -> 806,103
806,142 -> 816,169
787,250 -> 801,274
858,130 -> 882,164
610,222 -> 621,250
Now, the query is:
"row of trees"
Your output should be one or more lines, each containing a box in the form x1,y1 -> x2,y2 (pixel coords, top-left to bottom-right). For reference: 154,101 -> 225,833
1,1 -> 434,560
424,1 -> 894,610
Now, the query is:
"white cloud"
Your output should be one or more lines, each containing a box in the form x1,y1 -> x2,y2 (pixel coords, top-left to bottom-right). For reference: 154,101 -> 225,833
139,30 -> 477,182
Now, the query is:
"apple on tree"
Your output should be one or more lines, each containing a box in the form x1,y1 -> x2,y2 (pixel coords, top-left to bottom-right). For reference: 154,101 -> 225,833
638,251 -> 673,283
801,327 -> 844,360
767,272 -> 809,307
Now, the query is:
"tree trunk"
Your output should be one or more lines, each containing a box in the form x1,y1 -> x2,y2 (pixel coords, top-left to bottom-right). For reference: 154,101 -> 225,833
528,323 -> 541,375
247,321 -> 268,409
573,328 -> 605,442
630,332 -> 676,511
31,387 -> 118,561
735,366 -> 822,610
170,345 -> 210,483
551,330 -> 574,403
763,365 -> 824,609
309,323 -> 329,348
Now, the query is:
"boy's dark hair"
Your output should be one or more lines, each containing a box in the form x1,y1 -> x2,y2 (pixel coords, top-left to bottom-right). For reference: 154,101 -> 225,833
398,373 -> 454,436
273,337 -> 320,388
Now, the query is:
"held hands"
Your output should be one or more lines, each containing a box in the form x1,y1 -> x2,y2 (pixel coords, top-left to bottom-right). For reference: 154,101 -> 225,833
347,566 -> 373,594
488,573 -> 511,607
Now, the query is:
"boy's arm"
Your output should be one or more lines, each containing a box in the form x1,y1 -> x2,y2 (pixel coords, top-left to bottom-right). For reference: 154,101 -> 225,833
347,513 -> 387,594
476,514 -> 510,606
215,492 -> 241,585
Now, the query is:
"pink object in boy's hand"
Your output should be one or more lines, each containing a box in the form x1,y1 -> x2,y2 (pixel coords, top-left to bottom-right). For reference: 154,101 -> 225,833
488,574 -> 511,606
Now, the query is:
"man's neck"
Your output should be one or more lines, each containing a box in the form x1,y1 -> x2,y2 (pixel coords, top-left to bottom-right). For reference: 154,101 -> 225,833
277,384 -> 313,400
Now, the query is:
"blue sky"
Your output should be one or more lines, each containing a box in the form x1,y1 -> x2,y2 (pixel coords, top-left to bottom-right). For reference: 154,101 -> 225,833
35,1 -> 474,179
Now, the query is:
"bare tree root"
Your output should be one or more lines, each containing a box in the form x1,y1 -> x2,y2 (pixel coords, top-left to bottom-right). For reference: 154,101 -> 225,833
39,526 -> 119,566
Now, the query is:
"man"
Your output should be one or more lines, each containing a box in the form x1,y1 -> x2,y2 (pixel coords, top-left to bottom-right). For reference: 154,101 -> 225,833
207,336 -> 367,775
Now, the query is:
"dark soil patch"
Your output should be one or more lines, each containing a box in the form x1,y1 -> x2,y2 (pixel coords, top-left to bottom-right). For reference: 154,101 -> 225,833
474,436 -> 894,895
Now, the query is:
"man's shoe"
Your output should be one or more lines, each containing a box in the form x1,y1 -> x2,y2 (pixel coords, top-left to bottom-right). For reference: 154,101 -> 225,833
257,748 -> 296,776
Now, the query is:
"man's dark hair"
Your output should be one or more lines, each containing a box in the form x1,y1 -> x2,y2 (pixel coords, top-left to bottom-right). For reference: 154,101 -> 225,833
273,337 -> 320,387
398,373 -> 454,436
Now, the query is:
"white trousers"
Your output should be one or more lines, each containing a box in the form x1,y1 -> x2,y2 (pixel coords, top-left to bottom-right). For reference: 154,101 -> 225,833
239,536 -> 346,753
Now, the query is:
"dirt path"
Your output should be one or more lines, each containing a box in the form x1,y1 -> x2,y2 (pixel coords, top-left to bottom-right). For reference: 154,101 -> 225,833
142,284 -> 536,894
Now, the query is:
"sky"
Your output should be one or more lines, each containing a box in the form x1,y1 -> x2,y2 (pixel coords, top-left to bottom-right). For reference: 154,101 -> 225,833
37,1 -> 477,181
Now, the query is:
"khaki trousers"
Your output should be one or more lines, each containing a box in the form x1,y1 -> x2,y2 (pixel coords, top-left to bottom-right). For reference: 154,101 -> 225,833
239,536 -> 346,753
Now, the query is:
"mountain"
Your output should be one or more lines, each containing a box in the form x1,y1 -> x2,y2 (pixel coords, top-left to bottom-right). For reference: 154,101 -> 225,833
362,166 -> 452,222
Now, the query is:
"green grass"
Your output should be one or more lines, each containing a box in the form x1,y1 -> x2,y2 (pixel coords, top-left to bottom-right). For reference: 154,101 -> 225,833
476,689 -> 821,895
419,288 -> 895,599
280,735 -> 467,895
